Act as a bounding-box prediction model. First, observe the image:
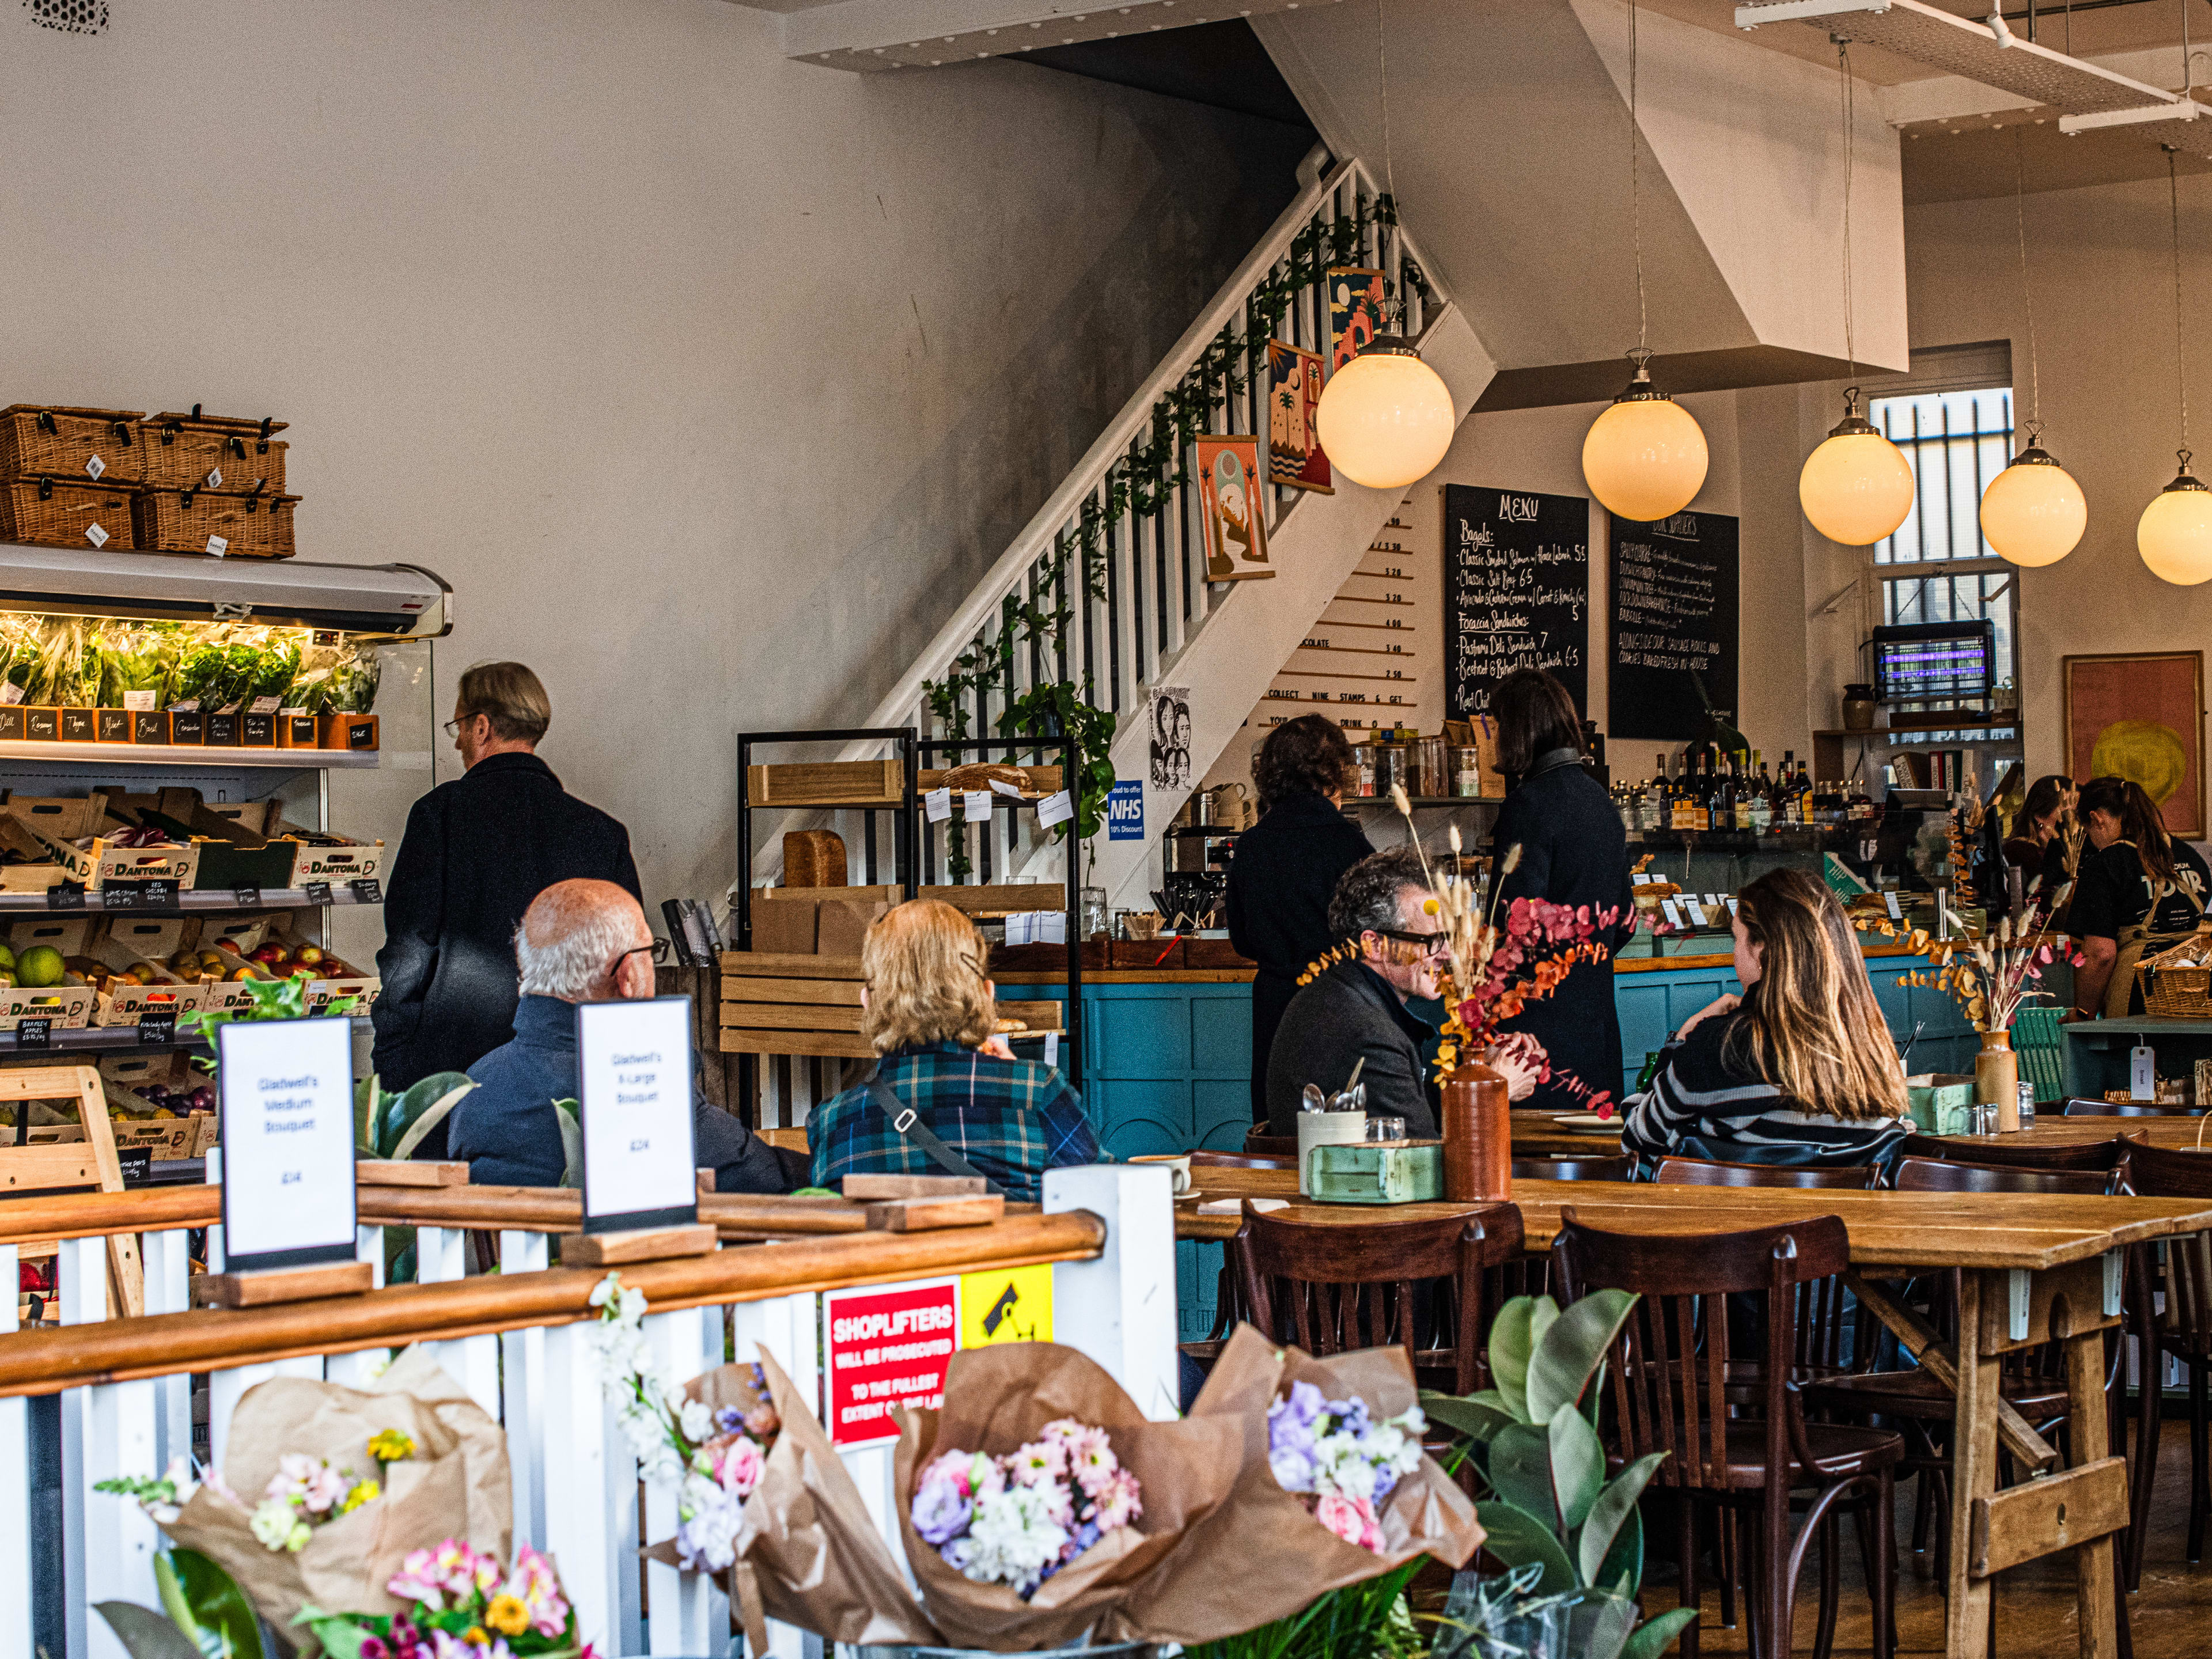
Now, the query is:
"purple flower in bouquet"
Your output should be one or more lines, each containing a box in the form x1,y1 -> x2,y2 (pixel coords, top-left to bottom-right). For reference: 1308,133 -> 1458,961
1266,1387 -> 1427,1554
912,1475 -> 974,1546
912,1418 -> 1139,1597
1266,1380 -> 1326,1493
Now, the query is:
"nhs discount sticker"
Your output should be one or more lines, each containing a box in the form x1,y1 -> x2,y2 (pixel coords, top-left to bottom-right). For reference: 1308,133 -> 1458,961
217,1015 -> 359,1271
577,995 -> 698,1232
824,1278 -> 960,1445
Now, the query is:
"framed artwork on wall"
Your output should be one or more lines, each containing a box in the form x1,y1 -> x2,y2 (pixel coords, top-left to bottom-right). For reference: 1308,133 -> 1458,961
1326,267 -> 1385,369
1194,436 -> 1274,582
2062,649 -> 2206,838
1266,341 -> 1331,494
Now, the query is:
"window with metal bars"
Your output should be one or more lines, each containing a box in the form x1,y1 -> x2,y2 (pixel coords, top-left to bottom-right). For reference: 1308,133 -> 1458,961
1868,386 -> 2018,703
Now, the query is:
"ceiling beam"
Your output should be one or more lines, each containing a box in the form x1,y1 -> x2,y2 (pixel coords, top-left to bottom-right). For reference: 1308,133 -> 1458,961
779,0 -> 1336,71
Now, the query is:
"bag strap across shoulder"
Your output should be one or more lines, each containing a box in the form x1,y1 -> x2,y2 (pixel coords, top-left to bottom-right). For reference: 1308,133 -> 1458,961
866,1071 -> 1001,1195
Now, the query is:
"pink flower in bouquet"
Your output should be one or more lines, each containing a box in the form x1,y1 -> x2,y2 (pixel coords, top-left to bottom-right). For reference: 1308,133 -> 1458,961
1090,1465 -> 1143,1531
715,1434 -> 765,1498
742,1403 -> 781,1439
1005,1435 -> 1070,1487
271,1453 -> 351,1516
1315,1493 -> 1385,1552
1048,1421 -> 1118,1498
503,1544 -> 571,1638
388,1550 -> 451,1611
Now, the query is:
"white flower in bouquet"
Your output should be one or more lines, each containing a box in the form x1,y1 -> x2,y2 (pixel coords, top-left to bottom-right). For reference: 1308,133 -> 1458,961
963,1482 -> 1071,1594
679,1398 -> 716,1444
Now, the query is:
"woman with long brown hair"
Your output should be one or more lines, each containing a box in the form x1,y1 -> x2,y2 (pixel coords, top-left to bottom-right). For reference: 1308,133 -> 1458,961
1620,868 -> 1910,1169
2067,775 -> 2211,1019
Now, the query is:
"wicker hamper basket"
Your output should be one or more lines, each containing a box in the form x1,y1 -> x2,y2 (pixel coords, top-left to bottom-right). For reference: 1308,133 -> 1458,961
133,484 -> 297,558
0,405 -> 146,485
0,476 -> 138,550
139,411 -> 286,492
2138,932 -> 2212,1018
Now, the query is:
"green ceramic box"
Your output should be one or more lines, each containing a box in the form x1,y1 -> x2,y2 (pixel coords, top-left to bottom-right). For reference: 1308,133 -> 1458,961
1305,1140 -> 1445,1205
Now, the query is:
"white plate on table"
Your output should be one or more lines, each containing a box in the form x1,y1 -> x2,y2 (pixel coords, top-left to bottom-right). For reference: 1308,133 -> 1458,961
1550,1113 -> 1622,1134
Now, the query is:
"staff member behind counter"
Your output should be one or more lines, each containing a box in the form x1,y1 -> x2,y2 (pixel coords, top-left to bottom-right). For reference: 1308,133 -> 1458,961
2066,775 -> 2211,1019
1228,715 -> 1374,1120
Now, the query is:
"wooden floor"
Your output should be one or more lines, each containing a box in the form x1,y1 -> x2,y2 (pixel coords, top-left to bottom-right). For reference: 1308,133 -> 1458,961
1631,1423 -> 2209,1655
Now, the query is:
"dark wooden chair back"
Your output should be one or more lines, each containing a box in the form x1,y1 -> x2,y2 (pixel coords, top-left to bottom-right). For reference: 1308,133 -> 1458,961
1243,1130 -> 1299,1156
1191,1150 -> 1296,1169
1233,1199 -> 1524,1394
1551,1211 -> 1850,1492
1510,1154 -> 1635,1182
1893,1156 -> 2118,1196
2116,1142 -> 2212,1357
1654,1156 -> 1881,1190
2063,1098 -> 2198,1117
1897,1131 -> 2138,1173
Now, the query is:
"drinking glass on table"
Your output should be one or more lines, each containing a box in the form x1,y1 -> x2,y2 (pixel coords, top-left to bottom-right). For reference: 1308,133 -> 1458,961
1365,1116 -> 1407,1142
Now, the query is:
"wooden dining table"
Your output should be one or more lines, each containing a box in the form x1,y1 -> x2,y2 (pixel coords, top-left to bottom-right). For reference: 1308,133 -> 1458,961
1176,1164 -> 2212,1659
1505,1109 -> 2212,1158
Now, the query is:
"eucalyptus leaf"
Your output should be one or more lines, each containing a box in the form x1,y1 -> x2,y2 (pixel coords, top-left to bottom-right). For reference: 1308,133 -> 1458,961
1527,1287 -> 1638,1425
97,1601 -> 205,1659
1548,1402 -> 1605,1534
1486,1421 -> 1557,1526
169,1548 -> 263,1659
1472,1500 -> 1578,1597
1419,1389 -> 1516,1444
1577,1450 -> 1669,1590
1622,1605 -> 1700,1659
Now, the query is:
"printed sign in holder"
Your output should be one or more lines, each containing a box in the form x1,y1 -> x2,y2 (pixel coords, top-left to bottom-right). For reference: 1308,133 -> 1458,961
198,1015 -> 374,1307
559,995 -> 718,1267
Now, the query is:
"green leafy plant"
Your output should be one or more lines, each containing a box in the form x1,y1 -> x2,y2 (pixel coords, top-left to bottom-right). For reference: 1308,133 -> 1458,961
357,1071 -> 476,1161
1422,1290 -> 1698,1659
97,1546 -> 267,1659
1184,1558 -> 1425,1659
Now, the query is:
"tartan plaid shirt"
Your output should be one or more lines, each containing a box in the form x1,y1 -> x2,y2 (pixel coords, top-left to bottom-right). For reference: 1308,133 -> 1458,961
808,1040 -> 1101,1203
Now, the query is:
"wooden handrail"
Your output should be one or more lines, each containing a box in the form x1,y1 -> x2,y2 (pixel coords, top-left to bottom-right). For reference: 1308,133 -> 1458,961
0,1185 -> 217,1245
0,1210 -> 1104,1394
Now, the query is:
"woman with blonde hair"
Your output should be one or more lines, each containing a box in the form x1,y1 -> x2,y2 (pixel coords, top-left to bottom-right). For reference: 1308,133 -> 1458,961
807,900 -> 1097,1202
1620,868 -> 1911,1171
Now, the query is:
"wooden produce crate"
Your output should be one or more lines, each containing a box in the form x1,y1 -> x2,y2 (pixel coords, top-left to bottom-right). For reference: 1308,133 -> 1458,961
745,759 -> 903,807
0,475 -> 138,550
319,713 -> 378,751
134,484 -> 298,558
918,766 -> 1064,798
139,411 -> 287,492
918,883 -> 1066,915
0,406 -> 147,484
0,1063 -> 145,1315
718,950 -> 872,1059
993,999 -> 1066,1037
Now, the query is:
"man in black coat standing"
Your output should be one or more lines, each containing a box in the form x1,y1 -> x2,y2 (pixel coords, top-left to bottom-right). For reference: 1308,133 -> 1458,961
372,661 -> 641,1091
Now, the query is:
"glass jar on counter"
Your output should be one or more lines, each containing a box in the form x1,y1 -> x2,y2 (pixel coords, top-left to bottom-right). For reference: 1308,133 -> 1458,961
1415,736 -> 1446,800
1374,742 -> 1408,798
1451,746 -> 1483,797
1351,743 -> 1378,797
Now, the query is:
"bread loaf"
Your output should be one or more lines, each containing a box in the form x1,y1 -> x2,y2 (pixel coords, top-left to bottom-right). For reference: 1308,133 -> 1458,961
783,830 -> 847,888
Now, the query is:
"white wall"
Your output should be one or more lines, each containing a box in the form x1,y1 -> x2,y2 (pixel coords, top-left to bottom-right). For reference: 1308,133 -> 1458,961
0,0 -> 1313,930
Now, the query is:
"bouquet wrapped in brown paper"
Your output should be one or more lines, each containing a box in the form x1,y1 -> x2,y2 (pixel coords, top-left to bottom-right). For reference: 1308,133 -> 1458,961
102,1346 -> 510,1639
1116,1324 -> 1484,1642
889,1342 -> 1245,1651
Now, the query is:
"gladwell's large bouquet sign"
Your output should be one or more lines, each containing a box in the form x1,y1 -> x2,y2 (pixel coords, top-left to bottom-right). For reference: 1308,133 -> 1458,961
578,995 -> 698,1232
1443,484 -> 1590,720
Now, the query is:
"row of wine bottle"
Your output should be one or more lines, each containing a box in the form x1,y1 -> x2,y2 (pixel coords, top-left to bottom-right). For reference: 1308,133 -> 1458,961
1612,749 -> 1880,835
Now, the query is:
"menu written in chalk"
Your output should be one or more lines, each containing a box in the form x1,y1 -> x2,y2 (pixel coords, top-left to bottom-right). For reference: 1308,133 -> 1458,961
217,1016 -> 359,1272
578,995 -> 698,1233
1443,483 -> 1590,720
1608,509 -> 1740,741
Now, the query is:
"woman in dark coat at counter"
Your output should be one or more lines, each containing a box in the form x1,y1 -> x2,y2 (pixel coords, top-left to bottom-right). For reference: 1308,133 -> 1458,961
1227,715 -> 1374,1119
1485,669 -> 1637,1113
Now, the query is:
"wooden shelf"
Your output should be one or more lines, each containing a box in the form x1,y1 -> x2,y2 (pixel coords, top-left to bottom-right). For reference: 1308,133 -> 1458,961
0,885 -> 383,917
0,740 -> 379,768
1342,795 -> 1504,809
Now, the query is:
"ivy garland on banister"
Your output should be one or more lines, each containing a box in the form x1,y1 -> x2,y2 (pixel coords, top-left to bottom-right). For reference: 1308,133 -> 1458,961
922,193 -> 1430,880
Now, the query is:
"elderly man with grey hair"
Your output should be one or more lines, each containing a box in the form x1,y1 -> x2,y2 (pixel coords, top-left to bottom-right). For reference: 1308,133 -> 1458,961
440,878 -> 797,1192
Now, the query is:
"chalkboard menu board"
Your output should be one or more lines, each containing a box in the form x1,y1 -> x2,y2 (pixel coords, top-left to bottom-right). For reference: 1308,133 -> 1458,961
1608,510 -> 1740,741
1444,484 -> 1590,720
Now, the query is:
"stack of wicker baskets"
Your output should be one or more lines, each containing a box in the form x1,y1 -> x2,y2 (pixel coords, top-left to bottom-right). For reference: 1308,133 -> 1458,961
0,403 -> 299,559
2138,933 -> 2212,1018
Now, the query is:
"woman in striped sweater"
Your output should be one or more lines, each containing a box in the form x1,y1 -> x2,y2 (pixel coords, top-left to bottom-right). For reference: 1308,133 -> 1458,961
1620,868 -> 1912,1172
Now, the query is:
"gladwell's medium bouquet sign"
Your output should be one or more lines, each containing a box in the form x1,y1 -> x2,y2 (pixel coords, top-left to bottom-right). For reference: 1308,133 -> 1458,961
218,1016 -> 358,1272
578,995 -> 698,1232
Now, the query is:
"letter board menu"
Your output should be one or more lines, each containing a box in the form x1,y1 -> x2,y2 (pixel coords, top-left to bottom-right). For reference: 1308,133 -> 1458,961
1444,484 -> 1590,719
1607,510 -> 1740,740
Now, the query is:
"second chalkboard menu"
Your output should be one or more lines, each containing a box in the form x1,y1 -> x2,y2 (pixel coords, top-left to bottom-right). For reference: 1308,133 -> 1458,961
1443,483 -> 1590,720
1608,509 -> 1740,740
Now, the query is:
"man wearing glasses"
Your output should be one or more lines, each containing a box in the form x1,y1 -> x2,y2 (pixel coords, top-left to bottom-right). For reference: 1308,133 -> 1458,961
1262,846 -> 1446,1138
373,661 -> 641,1096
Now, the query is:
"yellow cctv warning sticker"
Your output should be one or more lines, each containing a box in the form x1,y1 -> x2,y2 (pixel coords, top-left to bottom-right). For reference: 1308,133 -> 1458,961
959,1262 -> 1055,1347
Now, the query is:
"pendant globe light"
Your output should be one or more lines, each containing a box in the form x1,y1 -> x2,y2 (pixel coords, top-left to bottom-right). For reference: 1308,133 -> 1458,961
1581,0 -> 1707,523
1313,0 -> 1456,492
1980,134 -> 2086,567
2139,146 -> 2212,585
1799,41 -> 1915,547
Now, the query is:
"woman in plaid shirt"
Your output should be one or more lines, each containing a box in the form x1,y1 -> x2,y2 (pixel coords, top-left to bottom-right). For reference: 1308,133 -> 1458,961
808,900 -> 1100,1202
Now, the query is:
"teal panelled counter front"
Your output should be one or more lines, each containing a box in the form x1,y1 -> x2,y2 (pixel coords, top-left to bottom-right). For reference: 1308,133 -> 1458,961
1007,944 -> 1975,1340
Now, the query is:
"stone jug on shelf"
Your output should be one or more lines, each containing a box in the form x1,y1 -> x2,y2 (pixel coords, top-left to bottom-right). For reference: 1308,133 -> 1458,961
1842,683 -> 1877,733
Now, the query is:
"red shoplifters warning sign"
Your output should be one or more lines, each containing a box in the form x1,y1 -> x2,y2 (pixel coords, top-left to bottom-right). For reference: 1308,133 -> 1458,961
823,1277 -> 960,1446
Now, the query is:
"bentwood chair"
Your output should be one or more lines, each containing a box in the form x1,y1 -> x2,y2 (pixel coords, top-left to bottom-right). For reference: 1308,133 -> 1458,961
1897,1131 -> 2139,1177
2065,1098 -> 2202,1117
1655,1157 -> 1884,1191
1243,1128 -> 1299,1157
1510,1154 -> 1635,1182
1189,1150 -> 1296,1169
1233,1199 -> 1524,1395
1551,1210 -> 1900,1659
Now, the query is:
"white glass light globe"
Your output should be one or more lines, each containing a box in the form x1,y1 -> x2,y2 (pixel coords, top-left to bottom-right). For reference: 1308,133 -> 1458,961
1314,342 -> 1455,490
1800,423 -> 1915,546
1581,397 -> 1709,521
2138,459 -> 2212,585
1979,446 -> 2086,568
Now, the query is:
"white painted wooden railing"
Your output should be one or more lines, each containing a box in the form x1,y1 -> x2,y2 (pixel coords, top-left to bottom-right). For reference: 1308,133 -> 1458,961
0,1165 -> 1175,1659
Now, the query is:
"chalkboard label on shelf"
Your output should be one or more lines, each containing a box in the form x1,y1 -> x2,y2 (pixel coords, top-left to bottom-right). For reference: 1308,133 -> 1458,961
232,885 -> 261,909
101,881 -> 145,910
1443,484 -> 1590,720
16,1018 -> 51,1051
1608,509 -> 1741,742
25,709 -> 58,742
142,878 -> 177,909
204,711 -> 238,746
116,1146 -> 153,1185
46,884 -> 85,911
349,878 -> 382,906
169,710 -> 206,745
0,709 -> 22,742
304,881 -> 334,906
132,711 -> 171,745
59,709 -> 96,743
240,711 -> 276,748
137,1010 -> 177,1046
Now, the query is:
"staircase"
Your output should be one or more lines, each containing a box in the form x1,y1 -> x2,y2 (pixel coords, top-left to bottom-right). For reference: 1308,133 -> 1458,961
849,149 -> 1496,906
